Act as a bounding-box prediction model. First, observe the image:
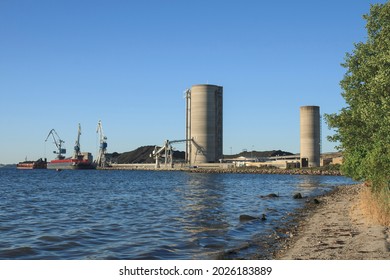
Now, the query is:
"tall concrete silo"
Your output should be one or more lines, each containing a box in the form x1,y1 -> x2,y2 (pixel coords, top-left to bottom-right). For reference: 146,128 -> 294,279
186,84 -> 223,164
300,106 -> 321,167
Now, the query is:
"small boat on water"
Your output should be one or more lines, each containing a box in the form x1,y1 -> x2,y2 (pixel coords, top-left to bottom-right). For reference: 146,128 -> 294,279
16,158 -> 47,169
45,124 -> 96,170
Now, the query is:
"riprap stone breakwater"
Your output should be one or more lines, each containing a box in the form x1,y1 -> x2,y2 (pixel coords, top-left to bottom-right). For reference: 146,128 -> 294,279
105,164 -> 342,176
185,168 -> 342,176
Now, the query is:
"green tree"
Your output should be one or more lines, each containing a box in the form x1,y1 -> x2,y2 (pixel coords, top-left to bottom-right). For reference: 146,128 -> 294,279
325,2 -> 390,194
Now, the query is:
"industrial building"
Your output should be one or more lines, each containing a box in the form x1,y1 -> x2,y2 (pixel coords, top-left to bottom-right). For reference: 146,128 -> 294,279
186,84 -> 223,165
226,105 -> 323,169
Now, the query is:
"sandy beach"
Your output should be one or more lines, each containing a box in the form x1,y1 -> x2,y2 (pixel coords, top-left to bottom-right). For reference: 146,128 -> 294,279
276,184 -> 390,260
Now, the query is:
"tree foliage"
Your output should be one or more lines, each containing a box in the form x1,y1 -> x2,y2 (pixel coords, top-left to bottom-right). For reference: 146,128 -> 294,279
325,2 -> 390,191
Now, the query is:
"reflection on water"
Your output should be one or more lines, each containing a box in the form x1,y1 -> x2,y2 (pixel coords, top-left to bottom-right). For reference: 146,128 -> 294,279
297,175 -> 323,188
176,174 -> 230,256
0,169 -> 355,259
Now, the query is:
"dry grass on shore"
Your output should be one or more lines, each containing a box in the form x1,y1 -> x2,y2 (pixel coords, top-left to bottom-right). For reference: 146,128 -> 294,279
359,186 -> 390,226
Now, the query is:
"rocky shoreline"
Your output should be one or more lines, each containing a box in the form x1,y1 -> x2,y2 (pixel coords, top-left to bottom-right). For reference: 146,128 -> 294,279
104,165 -> 342,176
215,189 -> 332,260
215,183 -> 390,260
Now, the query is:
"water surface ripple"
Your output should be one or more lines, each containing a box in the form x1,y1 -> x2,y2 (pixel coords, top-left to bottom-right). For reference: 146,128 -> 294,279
0,169 -> 354,259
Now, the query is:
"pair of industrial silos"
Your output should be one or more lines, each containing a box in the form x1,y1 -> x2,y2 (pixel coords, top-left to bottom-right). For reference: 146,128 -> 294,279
185,84 -> 321,167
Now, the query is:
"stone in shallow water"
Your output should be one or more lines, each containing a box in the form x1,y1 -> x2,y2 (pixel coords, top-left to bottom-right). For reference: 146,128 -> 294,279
239,214 -> 258,222
293,193 -> 303,199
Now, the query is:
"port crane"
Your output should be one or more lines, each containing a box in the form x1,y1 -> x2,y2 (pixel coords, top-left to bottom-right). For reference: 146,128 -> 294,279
45,129 -> 66,160
96,120 -> 108,168
73,123 -> 82,159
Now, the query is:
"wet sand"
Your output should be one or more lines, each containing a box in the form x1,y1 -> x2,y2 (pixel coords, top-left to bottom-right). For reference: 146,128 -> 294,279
275,184 -> 390,260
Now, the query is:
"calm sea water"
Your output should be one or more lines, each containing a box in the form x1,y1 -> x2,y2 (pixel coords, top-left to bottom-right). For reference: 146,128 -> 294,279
0,168 -> 354,260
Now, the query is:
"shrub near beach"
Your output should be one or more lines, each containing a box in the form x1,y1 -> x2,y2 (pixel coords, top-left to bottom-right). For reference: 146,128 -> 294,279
325,2 -> 390,225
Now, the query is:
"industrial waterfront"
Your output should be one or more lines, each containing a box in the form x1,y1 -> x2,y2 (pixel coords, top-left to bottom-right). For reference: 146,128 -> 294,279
0,168 -> 354,259
2,84 -> 350,261
12,84 -> 335,172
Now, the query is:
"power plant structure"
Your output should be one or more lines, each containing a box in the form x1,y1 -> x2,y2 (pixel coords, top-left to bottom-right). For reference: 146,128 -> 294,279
185,84 -> 223,165
300,105 -> 321,167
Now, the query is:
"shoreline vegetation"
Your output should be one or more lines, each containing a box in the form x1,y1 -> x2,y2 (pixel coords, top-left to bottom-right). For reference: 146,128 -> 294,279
322,2 -> 390,260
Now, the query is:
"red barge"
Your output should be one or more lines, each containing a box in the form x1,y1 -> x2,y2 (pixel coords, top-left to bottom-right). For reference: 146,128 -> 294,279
16,158 -> 47,169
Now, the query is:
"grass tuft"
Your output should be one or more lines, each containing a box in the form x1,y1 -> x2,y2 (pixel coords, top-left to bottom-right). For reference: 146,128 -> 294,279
359,185 -> 390,226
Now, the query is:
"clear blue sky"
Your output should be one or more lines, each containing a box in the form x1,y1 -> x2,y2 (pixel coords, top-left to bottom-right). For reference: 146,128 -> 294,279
0,0 -> 386,164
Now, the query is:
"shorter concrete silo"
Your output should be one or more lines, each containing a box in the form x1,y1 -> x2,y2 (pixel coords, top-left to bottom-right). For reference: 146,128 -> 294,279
300,106 -> 321,167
